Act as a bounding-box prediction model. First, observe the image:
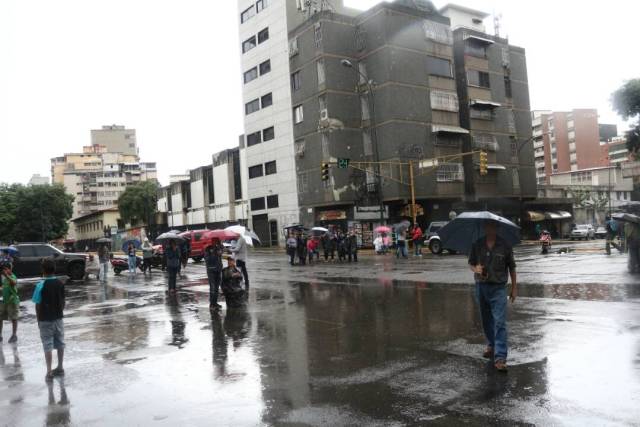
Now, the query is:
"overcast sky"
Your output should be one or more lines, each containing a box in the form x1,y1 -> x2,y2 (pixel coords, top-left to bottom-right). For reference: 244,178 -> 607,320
1,0 -> 637,185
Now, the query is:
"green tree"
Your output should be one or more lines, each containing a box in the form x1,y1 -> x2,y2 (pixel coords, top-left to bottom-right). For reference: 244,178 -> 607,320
611,79 -> 640,155
117,180 -> 159,230
0,184 -> 74,242
0,184 -> 19,243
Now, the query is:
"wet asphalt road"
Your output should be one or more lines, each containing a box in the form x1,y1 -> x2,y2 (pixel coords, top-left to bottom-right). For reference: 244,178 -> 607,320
1,240 -> 639,426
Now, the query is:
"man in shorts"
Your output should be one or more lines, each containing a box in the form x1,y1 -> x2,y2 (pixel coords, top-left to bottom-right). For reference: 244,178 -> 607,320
0,262 -> 19,343
32,258 -> 66,382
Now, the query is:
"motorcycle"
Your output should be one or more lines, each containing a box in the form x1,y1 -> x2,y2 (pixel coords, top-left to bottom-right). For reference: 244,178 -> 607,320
111,256 -> 143,275
539,230 -> 552,254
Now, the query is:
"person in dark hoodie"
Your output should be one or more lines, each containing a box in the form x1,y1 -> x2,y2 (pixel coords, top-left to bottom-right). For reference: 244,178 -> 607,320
205,242 -> 224,311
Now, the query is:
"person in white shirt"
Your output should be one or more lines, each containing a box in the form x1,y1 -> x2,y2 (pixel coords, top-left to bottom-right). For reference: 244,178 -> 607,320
230,235 -> 249,292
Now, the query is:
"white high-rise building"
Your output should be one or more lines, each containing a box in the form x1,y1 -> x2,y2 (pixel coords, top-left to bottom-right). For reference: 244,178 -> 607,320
237,0 -> 355,245
237,0 -> 301,245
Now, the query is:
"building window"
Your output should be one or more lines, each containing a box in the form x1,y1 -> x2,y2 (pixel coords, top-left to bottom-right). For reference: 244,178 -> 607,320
568,130 -> 576,140
248,164 -> 264,179
293,105 -> 304,124
256,0 -> 269,12
245,98 -> 260,115
501,47 -> 510,67
507,109 -> 516,133
240,6 -> 255,23
295,138 -> 305,157
472,134 -> 498,151
262,126 -> 275,142
423,20 -> 453,44
470,108 -> 494,120
314,23 -> 322,48
434,133 -> 460,147
289,37 -> 299,57
571,171 -> 593,184
426,56 -> 453,78
259,59 -> 271,75
243,67 -> 258,84
261,93 -> 273,108
504,76 -> 512,98
265,160 -> 277,175
317,59 -> 325,85
291,71 -> 302,91
247,131 -> 262,147
436,163 -> 464,182
258,27 -> 269,44
467,70 -> 490,88
464,40 -> 487,58
430,90 -> 459,112
510,137 -> 518,161
232,150 -> 242,200
266,194 -> 279,209
250,197 -> 265,211
242,36 -> 256,53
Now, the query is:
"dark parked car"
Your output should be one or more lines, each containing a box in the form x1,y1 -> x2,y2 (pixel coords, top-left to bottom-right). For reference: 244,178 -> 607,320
11,243 -> 86,280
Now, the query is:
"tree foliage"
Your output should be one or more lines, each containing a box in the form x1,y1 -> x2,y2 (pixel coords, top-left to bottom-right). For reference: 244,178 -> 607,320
117,180 -> 159,225
612,79 -> 640,155
0,184 -> 74,243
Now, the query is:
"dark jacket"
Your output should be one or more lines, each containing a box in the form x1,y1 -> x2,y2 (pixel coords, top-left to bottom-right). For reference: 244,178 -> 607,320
468,236 -> 516,284
205,246 -> 223,271
165,246 -> 181,269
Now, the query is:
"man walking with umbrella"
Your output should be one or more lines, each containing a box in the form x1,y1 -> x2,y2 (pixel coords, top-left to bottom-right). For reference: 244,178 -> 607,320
468,220 -> 517,372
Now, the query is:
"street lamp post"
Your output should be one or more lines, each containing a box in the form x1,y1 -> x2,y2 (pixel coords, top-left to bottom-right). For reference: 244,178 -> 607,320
341,59 -> 385,225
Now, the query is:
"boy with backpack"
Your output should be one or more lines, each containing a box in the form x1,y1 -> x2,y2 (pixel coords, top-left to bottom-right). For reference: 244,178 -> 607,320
32,258 -> 66,382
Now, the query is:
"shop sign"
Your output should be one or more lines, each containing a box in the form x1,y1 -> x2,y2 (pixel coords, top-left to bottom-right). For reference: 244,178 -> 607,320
318,210 -> 347,221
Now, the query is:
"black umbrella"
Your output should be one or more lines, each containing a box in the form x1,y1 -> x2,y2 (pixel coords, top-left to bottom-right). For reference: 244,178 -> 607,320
612,213 -> 640,224
156,232 -> 186,244
96,237 -> 111,244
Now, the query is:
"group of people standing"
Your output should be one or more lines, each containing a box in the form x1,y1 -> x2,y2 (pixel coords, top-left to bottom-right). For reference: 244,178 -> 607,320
286,229 -> 358,265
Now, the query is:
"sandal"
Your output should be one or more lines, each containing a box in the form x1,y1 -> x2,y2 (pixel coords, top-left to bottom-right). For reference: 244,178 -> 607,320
494,359 -> 508,372
52,367 -> 65,377
482,347 -> 494,359
45,372 -> 54,382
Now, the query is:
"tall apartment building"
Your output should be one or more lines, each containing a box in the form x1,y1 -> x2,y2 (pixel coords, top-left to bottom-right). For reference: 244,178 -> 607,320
238,0 -> 305,244
90,124 -> 138,156
288,1 -> 534,233
51,125 -> 157,239
532,109 -> 618,184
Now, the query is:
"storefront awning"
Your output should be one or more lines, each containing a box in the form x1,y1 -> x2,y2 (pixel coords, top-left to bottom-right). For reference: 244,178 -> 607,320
470,99 -> 501,109
556,211 -> 572,219
545,211 -> 572,220
431,124 -> 469,134
527,211 -> 545,222
464,34 -> 495,45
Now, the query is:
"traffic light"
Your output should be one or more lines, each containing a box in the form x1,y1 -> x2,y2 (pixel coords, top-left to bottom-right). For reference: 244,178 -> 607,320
479,150 -> 488,176
321,162 -> 330,181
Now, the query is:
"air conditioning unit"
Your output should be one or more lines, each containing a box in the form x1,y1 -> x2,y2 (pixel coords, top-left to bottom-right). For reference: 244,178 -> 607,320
320,108 -> 329,121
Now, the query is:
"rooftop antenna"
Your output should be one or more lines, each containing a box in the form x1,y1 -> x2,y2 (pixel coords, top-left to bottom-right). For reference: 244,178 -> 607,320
493,12 -> 502,37
301,0 -> 335,19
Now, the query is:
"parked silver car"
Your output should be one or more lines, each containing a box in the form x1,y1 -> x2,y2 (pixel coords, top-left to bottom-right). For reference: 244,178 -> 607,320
570,224 -> 595,240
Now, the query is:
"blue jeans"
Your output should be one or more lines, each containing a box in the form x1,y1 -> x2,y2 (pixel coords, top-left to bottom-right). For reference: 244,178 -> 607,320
475,282 -> 508,362
128,256 -> 136,273
413,240 -> 422,256
396,241 -> 408,258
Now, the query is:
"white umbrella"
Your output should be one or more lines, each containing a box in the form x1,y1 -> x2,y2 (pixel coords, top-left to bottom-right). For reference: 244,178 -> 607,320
225,225 -> 261,246
311,226 -> 329,233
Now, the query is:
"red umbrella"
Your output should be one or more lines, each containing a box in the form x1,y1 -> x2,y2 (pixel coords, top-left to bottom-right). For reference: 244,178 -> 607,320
203,229 -> 240,241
